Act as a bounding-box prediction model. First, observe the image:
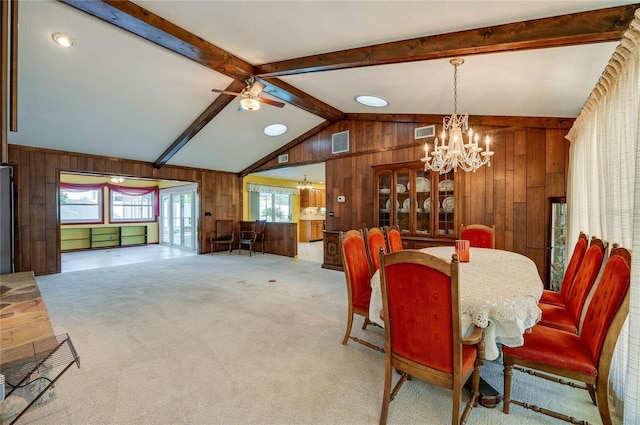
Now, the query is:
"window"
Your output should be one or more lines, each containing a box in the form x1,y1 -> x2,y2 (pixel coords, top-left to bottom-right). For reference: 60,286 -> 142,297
258,192 -> 292,222
60,187 -> 102,223
110,190 -> 155,222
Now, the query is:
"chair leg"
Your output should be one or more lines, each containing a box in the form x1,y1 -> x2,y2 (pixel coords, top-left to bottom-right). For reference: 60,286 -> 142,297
379,361 -> 393,425
596,377 -> 613,425
503,363 -> 513,414
342,312 -> 354,345
362,317 -> 371,330
587,383 -> 597,405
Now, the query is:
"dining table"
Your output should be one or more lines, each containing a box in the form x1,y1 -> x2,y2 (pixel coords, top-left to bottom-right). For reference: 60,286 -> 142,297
369,246 -> 544,362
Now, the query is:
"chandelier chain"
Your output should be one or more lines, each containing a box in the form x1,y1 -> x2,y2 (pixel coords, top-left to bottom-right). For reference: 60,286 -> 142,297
453,63 -> 458,116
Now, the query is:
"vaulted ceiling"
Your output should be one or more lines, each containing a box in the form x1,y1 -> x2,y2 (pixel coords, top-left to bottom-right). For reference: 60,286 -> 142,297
7,1 -> 639,183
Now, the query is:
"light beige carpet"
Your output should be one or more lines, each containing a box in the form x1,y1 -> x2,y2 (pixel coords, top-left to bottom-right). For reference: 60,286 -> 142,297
14,253 -> 605,424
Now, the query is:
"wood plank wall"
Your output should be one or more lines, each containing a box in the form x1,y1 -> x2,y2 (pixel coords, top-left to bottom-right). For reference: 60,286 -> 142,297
8,145 -> 243,275
253,120 -> 569,280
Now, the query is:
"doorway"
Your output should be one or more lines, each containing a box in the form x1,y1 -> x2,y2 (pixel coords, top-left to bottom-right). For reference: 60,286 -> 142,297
160,184 -> 198,251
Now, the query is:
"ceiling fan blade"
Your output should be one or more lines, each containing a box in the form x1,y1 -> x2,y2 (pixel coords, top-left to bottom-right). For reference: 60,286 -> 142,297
211,88 -> 241,96
258,97 -> 286,108
249,81 -> 266,96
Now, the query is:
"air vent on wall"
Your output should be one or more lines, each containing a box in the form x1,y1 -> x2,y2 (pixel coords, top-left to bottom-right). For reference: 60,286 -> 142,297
332,130 -> 349,154
414,125 -> 435,139
278,154 -> 289,164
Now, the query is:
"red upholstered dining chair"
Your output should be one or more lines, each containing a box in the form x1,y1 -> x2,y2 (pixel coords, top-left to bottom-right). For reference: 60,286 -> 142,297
460,224 -> 495,248
537,236 -> 607,334
383,225 -> 403,253
539,231 -> 588,307
378,250 -> 484,425
339,230 -> 383,353
502,244 -> 631,425
364,227 -> 387,274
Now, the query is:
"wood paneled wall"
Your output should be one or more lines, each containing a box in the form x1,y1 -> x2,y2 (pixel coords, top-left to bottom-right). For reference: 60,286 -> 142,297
8,145 -> 243,275
254,120 -> 569,279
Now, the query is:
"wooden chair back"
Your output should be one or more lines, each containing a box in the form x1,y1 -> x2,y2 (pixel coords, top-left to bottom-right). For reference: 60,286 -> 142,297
559,231 -> 589,300
384,225 -> 403,252
460,224 -> 495,248
565,236 -> 607,324
364,227 -> 387,273
378,249 -> 483,425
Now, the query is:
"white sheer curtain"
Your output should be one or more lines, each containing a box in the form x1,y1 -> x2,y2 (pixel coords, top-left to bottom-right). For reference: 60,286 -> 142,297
565,10 -> 640,423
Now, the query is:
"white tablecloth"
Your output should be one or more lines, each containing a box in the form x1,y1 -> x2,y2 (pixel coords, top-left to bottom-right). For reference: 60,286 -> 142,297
370,246 -> 543,360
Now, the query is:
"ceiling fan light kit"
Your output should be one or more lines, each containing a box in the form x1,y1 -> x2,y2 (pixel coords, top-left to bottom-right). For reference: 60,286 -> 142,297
421,57 -> 494,174
212,76 -> 285,112
240,97 -> 260,111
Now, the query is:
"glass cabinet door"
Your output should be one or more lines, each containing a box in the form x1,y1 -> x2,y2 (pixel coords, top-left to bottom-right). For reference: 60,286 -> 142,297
395,170 -> 411,234
549,198 -> 567,291
377,172 -> 392,229
436,171 -> 455,236
415,169 -> 430,235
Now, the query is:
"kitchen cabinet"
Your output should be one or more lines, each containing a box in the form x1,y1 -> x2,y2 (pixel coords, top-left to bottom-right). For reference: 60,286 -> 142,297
299,220 -> 324,242
373,160 -> 462,248
300,188 -> 325,208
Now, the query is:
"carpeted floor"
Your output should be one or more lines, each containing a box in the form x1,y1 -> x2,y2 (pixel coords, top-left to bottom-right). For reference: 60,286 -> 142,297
13,253 -> 605,424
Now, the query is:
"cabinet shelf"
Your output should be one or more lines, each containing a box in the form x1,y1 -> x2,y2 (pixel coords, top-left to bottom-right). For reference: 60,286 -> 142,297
374,160 -> 461,249
61,225 -> 148,251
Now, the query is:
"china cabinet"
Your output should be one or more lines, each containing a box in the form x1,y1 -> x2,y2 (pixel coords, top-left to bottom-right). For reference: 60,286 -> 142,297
547,197 -> 567,290
373,161 -> 462,248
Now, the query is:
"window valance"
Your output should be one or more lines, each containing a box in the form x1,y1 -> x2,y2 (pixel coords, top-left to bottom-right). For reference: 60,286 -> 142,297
247,183 -> 299,195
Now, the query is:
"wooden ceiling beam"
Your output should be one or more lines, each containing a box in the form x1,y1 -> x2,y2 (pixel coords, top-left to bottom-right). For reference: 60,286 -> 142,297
59,0 -> 253,81
256,4 -> 640,77
57,0 -> 343,123
153,80 -> 246,168
345,114 -> 575,130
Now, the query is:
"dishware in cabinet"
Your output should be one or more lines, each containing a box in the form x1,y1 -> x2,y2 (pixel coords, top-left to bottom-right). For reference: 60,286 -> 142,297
547,197 -> 567,290
377,172 -> 392,229
373,160 -> 460,243
436,172 -> 456,236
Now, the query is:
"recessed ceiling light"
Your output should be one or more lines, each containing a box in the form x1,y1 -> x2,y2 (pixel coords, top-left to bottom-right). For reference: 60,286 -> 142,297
52,32 -> 73,47
355,95 -> 388,108
264,123 -> 288,137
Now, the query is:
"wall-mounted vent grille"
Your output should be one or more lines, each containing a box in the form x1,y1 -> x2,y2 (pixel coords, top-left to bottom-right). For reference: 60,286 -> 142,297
414,125 -> 436,139
332,131 -> 349,154
278,154 -> 289,164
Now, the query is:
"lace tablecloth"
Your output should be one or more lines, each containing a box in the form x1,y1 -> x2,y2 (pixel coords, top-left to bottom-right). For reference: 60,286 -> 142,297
370,247 -> 543,360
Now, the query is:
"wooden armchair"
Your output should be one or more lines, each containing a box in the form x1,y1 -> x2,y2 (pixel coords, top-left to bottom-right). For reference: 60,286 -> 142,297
503,245 -> 631,425
460,224 -> 495,248
378,249 -> 484,425
210,220 -> 234,254
339,230 -> 383,353
239,220 -> 266,256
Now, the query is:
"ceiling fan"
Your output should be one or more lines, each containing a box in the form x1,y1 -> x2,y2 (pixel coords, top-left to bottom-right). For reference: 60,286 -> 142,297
212,76 -> 285,111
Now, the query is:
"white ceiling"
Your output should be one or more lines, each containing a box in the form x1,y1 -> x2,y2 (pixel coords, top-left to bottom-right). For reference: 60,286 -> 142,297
8,1 -> 637,184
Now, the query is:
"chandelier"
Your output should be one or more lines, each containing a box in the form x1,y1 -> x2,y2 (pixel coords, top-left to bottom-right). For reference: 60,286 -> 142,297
421,58 -> 494,174
297,175 -> 312,190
